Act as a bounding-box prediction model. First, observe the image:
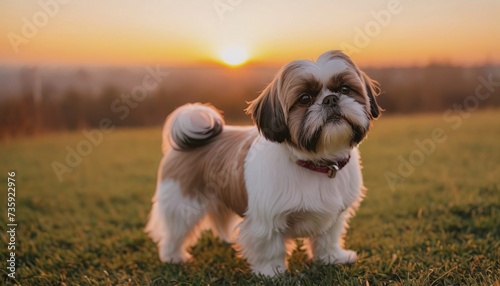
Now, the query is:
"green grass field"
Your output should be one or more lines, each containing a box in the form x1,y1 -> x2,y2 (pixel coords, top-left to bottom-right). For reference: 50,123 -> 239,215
1,110 -> 499,285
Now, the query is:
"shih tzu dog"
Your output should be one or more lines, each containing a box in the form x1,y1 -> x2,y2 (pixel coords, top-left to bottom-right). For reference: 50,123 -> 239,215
146,50 -> 381,276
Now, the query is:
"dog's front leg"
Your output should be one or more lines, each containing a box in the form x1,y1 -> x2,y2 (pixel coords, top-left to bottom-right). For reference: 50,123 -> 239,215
308,211 -> 357,265
238,217 -> 287,276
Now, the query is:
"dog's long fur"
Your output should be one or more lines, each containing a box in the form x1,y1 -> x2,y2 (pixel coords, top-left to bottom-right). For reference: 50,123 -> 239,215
146,50 -> 381,276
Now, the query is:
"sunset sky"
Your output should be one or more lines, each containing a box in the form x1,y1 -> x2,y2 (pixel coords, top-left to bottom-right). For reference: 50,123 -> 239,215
1,0 -> 499,67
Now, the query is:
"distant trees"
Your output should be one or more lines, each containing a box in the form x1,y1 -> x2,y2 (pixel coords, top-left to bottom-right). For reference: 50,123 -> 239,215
0,64 -> 498,139
369,65 -> 500,114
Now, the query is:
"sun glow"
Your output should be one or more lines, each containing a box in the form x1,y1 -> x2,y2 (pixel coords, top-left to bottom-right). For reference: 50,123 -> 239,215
219,46 -> 249,67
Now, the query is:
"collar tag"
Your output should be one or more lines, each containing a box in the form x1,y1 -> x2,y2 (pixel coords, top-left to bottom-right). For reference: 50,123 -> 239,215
327,164 -> 339,178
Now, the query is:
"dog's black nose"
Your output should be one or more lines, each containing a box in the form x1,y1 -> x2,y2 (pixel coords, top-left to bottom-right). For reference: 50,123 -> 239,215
322,95 -> 338,107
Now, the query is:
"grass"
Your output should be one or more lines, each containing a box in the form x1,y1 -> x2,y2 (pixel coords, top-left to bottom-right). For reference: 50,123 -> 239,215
1,109 -> 499,285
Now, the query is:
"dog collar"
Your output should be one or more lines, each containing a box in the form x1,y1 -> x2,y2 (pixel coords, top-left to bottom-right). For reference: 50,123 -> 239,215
296,156 -> 351,179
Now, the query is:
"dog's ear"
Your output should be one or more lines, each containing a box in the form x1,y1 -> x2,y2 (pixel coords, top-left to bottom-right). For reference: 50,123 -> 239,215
246,78 -> 290,143
361,71 -> 382,119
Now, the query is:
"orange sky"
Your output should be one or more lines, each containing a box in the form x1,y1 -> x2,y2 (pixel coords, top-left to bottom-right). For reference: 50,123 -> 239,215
1,0 -> 499,67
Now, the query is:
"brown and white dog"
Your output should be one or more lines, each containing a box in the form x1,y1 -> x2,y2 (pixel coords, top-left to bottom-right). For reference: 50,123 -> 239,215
146,50 -> 381,276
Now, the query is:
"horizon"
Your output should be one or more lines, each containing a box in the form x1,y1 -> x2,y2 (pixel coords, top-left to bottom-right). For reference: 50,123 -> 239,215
2,58 -> 500,70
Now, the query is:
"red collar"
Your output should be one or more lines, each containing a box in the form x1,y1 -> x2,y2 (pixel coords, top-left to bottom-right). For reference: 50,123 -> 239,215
296,156 -> 351,178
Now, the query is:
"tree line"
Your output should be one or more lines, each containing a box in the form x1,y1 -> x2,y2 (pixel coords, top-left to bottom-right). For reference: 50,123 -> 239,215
0,64 -> 498,139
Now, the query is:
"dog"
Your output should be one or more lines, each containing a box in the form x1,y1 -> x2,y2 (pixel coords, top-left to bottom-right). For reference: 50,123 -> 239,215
146,50 -> 381,276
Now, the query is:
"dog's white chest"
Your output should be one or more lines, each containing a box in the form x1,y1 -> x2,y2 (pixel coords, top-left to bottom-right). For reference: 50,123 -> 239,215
244,138 -> 363,238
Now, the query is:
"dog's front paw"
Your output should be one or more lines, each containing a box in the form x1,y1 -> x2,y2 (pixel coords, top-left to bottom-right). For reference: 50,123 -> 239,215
159,247 -> 191,264
317,249 -> 357,265
252,262 -> 286,277
333,249 -> 357,264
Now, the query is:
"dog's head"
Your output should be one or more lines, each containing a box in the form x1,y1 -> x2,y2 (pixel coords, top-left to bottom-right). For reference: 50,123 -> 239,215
247,50 -> 381,161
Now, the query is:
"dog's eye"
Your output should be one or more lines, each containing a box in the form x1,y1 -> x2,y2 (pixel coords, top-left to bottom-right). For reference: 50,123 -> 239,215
340,86 -> 351,95
298,93 -> 313,105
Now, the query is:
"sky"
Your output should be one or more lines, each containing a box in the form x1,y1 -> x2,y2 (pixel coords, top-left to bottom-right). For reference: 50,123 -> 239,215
1,0 -> 499,67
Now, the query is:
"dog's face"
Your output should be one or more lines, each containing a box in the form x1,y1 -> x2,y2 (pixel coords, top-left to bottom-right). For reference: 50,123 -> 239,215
247,50 -> 381,161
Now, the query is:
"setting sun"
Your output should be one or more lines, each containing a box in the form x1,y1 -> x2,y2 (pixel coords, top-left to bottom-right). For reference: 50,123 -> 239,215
219,46 -> 249,67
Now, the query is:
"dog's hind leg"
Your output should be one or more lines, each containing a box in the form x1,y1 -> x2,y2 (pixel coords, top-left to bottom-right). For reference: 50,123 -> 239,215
146,180 -> 207,263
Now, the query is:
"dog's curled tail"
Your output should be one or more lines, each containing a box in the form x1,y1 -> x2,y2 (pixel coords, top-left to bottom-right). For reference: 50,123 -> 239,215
162,103 -> 224,153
